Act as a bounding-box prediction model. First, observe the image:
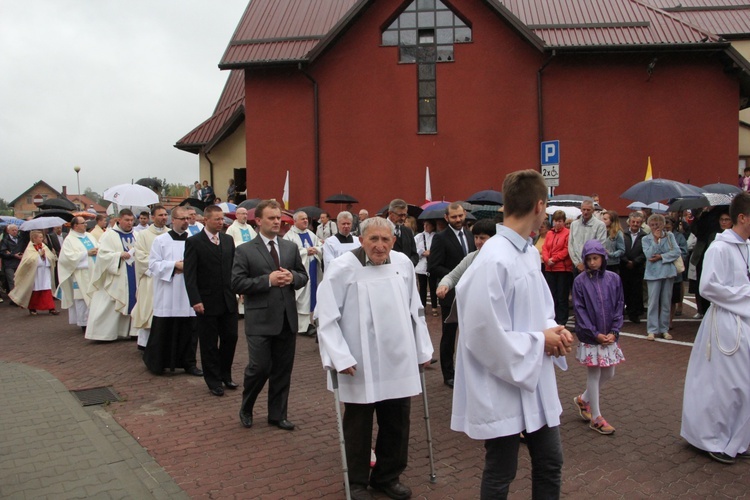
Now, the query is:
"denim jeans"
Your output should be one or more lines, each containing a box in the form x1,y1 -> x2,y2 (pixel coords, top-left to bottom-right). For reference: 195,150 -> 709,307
481,425 -> 563,499
646,278 -> 674,334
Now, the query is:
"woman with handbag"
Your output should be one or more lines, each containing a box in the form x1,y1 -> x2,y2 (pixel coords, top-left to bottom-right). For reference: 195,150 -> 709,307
642,214 -> 682,341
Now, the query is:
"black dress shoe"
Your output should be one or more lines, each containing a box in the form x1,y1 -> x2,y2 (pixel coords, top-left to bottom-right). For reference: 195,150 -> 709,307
239,411 -> 253,428
186,366 -> 203,376
209,387 -> 224,397
350,484 -> 373,500
444,379 -> 454,389
268,418 -> 295,431
370,480 -> 412,500
223,380 -> 239,389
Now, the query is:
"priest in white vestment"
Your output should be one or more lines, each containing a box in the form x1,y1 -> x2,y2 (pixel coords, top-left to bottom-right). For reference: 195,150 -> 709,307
452,170 -> 573,498
226,207 -> 257,317
317,217 -> 433,499
89,215 -> 108,242
681,193 -> 750,464
322,211 -> 360,269
129,206 -> 168,348
56,216 -> 99,331
85,209 -> 138,341
143,207 -> 201,375
284,210 -> 322,335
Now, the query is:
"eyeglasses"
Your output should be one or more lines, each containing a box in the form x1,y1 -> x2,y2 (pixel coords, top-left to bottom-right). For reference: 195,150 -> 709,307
172,217 -> 189,221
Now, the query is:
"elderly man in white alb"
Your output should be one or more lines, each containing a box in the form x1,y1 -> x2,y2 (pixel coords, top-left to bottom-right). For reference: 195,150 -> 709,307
284,210 -> 322,336
317,217 -> 433,500
56,216 -> 99,332
130,205 -> 169,349
322,211 -> 360,269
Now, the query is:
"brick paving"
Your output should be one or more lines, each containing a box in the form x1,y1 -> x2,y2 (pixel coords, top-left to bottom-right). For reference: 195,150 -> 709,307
0,290 -> 749,498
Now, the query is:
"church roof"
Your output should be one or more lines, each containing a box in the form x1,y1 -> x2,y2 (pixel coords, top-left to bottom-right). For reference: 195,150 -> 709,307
637,0 -> 750,38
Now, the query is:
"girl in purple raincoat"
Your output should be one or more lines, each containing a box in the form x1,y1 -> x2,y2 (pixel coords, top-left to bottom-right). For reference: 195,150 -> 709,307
572,240 -> 625,435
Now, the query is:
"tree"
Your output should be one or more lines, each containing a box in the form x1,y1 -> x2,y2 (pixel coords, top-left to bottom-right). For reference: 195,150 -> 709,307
84,187 -> 105,207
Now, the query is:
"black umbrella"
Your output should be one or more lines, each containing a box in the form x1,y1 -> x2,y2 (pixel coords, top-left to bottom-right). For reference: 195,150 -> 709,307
377,204 -> 423,218
293,206 -> 323,220
470,204 -> 503,220
466,190 -> 503,206
620,179 -> 702,204
34,209 -> 74,222
325,193 -> 358,204
135,178 -> 162,191
179,198 -> 207,210
238,198 -> 262,210
701,183 -> 742,195
38,198 -> 76,211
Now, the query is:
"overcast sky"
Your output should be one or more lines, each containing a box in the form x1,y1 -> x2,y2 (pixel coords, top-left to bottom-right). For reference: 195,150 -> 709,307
0,0 -> 248,202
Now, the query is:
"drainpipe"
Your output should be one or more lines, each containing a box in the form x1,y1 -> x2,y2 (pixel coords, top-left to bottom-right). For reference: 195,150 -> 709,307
537,50 -> 556,144
205,151 -> 215,190
299,64 -> 321,207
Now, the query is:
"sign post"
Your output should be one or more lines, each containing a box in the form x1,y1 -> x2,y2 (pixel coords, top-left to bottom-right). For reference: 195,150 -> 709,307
540,140 -> 560,188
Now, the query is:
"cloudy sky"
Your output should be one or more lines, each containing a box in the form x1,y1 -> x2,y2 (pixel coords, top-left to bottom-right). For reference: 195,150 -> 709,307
0,0 -> 248,202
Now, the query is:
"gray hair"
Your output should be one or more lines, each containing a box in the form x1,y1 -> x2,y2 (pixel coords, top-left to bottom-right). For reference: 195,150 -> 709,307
581,198 -> 595,208
337,211 -> 353,222
628,211 -> 644,221
647,213 -> 665,227
293,210 -> 308,221
360,217 -> 395,237
388,198 -> 407,212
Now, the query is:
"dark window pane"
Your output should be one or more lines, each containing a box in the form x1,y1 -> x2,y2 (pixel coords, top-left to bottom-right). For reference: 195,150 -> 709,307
418,0 -> 435,9
417,45 -> 436,62
418,12 -> 435,28
436,27 -> 452,43
455,27 -> 472,42
436,45 -> 453,62
382,30 -> 398,46
418,63 -> 435,79
419,81 -> 436,98
418,29 -> 435,45
400,29 -> 416,45
419,98 -> 437,115
436,11 -> 453,27
419,116 -> 437,133
400,46 -> 417,63
401,12 -> 417,28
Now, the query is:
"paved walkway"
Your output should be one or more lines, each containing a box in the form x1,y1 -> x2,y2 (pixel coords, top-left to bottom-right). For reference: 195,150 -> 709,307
0,290 -> 749,498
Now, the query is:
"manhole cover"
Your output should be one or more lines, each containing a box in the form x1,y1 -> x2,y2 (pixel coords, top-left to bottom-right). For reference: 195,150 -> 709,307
70,386 -> 122,406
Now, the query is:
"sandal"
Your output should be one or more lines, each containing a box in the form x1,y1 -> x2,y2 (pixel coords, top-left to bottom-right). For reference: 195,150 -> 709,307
49,310 -> 60,316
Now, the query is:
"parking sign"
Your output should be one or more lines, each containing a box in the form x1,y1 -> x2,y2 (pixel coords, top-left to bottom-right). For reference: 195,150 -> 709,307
540,140 -> 560,187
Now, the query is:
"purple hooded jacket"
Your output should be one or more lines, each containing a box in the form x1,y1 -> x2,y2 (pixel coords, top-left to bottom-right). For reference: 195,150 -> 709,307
572,240 -> 624,345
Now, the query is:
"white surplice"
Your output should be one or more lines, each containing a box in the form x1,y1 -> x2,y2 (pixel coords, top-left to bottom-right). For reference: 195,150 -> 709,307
322,236 -> 360,270
284,226 -> 322,331
316,251 -> 433,404
149,233 -> 194,317
452,225 -> 565,440
130,225 -> 167,344
681,229 -> 750,456
56,231 -> 98,327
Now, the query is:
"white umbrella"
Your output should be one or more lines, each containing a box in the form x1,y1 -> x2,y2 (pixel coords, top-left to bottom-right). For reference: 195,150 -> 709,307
103,184 -> 159,207
547,205 -> 581,220
627,201 -> 648,210
20,217 -> 67,231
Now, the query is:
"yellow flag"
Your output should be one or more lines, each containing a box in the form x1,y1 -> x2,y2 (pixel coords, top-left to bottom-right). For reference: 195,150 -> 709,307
645,157 -> 653,181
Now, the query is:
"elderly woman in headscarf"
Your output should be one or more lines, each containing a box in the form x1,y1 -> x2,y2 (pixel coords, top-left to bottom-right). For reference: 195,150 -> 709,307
9,230 -> 59,315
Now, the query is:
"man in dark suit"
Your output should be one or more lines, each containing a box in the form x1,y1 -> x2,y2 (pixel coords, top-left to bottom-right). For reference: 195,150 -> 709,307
184,205 -> 238,397
428,202 -> 476,387
387,198 -> 419,266
621,211 -> 647,323
231,200 -> 308,431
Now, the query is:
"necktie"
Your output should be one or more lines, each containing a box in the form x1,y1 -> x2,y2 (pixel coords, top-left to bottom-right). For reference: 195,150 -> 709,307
458,230 -> 468,255
269,240 -> 280,269
211,234 -> 219,245
395,225 -> 401,237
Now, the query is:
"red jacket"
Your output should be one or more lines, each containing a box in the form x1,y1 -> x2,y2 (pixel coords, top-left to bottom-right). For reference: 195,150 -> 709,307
542,227 -> 573,272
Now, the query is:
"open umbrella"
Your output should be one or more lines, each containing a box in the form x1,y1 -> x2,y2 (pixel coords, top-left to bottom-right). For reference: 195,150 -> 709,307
104,183 -> 159,207
669,192 -> 736,212
620,179 -> 702,204
217,202 -> 237,213
20,216 -> 68,231
325,193 -> 358,204
466,190 -> 503,206
0,216 -> 25,226
548,194 -> 601,209
38,198 -> 76,211
421,201 -> 449,211
238,198 -> 262,210
135,178 -> 162,191
34,209 -> 74,222
469,204 -> 502,220
72,211 -> 96,219
547,205 -> 581,220
701,183 -> 742,195
418,209 -> 446,220
294,206 -> 323,220
179,198 -> 207,210
377,204 -> 423,218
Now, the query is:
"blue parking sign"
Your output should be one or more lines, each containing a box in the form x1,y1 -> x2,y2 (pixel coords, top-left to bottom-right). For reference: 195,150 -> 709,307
541,140 -> 559,165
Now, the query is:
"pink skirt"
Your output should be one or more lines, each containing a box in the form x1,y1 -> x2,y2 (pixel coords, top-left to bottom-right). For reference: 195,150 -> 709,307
576,342 -> 625,368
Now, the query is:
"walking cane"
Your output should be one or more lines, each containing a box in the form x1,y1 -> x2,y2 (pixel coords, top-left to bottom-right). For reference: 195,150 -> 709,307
330,370 -> 351,500
419,365 -> 437,483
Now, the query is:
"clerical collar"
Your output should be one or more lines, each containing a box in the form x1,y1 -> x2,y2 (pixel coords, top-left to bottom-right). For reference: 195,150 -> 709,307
114,224 -> 132,234
335,233 -> 354,244
169,230 -> 187,241
497,225 -> 530,253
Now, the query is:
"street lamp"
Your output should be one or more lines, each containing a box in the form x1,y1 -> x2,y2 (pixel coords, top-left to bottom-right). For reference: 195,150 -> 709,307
73,165 -> 81,210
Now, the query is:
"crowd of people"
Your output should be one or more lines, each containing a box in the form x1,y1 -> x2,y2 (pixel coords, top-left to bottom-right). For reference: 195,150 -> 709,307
1,174 -> 749,499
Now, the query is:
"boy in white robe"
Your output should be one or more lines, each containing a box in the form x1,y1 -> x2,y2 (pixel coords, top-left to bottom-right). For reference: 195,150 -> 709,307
317,217 -> 433,500
681,192 -> 750,464
452,170 -> 574,499
56,216 -> 99,331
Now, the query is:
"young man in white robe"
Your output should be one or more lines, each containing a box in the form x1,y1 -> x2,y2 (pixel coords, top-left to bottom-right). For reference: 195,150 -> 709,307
142,206 -> 202,376
226,207 -> 257,317
85,209 -> 138,342
317,217 -> 434,500
89,215 -> 107,242
322,211 -> 360,270
452,170 -> 574,499
681,192 -> 750,465
56,216 -> 99,332
284,210 -> 322,336
129,205 -> 168,349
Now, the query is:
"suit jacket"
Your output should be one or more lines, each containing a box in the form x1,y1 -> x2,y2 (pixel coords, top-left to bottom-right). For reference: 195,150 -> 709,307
393,225 -> 419,266
622,230 -> 647,268
45,232 -> 62,257
184,230 -> 237,315
428,226 -> 477,281
231,235 -> 308,336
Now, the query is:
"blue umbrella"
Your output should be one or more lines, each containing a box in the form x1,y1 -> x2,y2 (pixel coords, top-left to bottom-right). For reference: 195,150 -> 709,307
0,216 -> 25,226
466,190 -> 503,206
620,179 -> 702,204
701,183 -> 742,195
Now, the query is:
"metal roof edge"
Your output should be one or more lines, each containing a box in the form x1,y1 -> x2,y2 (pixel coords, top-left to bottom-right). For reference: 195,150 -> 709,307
483,0 -> 546,52
630,0 -> 723,43
304,0 -> 373,64
719,45 -> 750,109
219,59 -> 308,70
544,41 -> 730,54
205,105 -> 246,154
